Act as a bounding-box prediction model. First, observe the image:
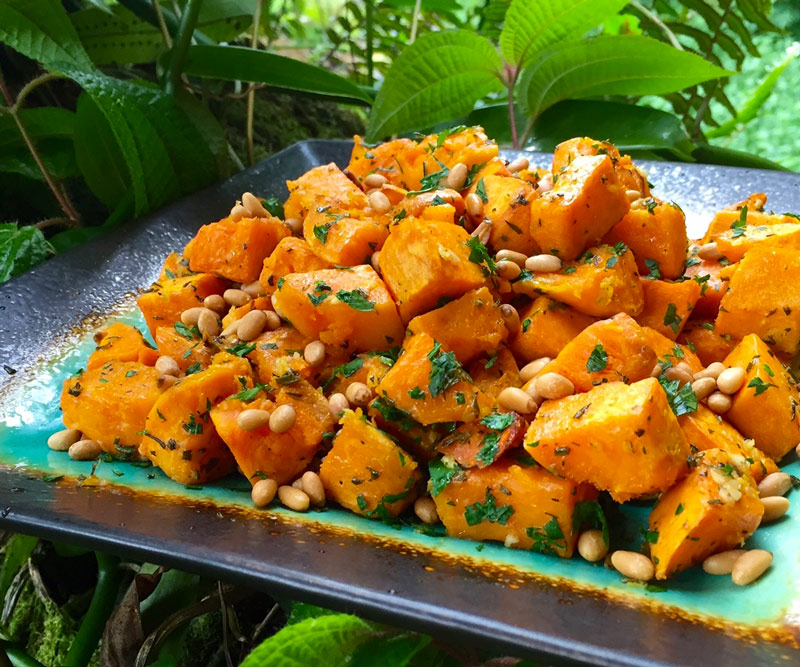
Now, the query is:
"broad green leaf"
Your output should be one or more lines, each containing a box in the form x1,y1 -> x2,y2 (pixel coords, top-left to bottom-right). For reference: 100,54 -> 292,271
116,0 -> 216,45
197,0 -> 256,42
0,223 -> 54,283
691,144 -> 789,171
0,107 -> 77,181
181,45 -> 373,105
366,30 -> 503,141
49,191 -> 134,253
0,534 -> 38,603
139,570 -> 201,634
0,141 -> 78,180
0,107 -> 74,148
240,613 -> 379,667
517,35 -> 732,120
499,0 -> 630,67
286,603 -> 339,625
736,0 -> 781,33
349,633 -> 432,667
0,0 -> 92,69
71,4 -> 165,65
477,0 -> 511,40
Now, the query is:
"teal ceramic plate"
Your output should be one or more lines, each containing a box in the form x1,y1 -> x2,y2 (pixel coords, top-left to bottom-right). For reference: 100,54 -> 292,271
2,141 -> 800,666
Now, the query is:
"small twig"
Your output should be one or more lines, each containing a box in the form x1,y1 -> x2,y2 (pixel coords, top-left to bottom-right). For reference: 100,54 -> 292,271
365,0 -> 374,85
630,0 -> 683,50
409,0 -> 422,44
246,0 -> 263,166
218,582 -> 234,667
152,0 -> 173,48
35,217 -> 78,230
13,72 -> 66,110
250,603 -> 280,646
165,0 -> 203,95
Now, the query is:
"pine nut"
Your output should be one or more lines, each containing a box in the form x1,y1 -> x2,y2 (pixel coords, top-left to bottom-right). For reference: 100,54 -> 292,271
500,304 -> 520,334
496,260 -> 521,281
364,173 -> 387,189
716,367 -> 746,395
446,162 -> 468,190
760,496 -> 789,523
242,192 -> 268,218
229,203 -> 247,221
537,173 -> 554,192
241,280 -> 265,298
535,372 -> 574,400
284,217 -> 303,235
224,288 -> 251,307
707,391 -> 732,414
48,429 -> 81,452
370,251 -> 381,274
367,190 -> 391,214
203,294 -> 227,314
520,357 -> 551,383
180,307 -> 204,326
524,381 -> 543,404
702,549 -> 746,575
731,549 -> 772,585
345,382 -> 372,406
93,328 -> 107,344
301,471 -> 326,506
577,529 -> 608,562
697,242 -> 723,261
471,219 -> 492,245
251,478 -> 277,507
68,439 -> 102,461
796,442 -> 800,459
676,361 -> 694,376
303,341 -> 326,367
665,366 -> 692,387
221,322 -> 239,338
269,405 -> 296,433
237,310 -> 268,342
625,189 -> 642,202
496,249 -> 527,266
610,550 -> 654,582
758,472 -> 792,498
525,254 -> 562,273
155,356 -> 180,376
691,377 -> 717,400
328,393 -> 349,418
465,192 -> 484,219
507,156 -> 529,173
278,485 -> 310,511
414,496 -> 439,524
264,310 -> 281,331
498,387 -> 538,415
158,374 -> 178,390
694,362 -> 726,380
197,309 -> 220,337
650,362 -> 663,378
236,409 -> 271,431
292,478 -> 304,489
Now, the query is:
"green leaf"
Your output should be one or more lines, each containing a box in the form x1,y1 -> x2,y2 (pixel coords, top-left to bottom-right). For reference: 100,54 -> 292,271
0,223 -> 54,284
241,613 -> 379,667
286,603 -> 339,625
481,412 -> 515,430
349,633 -> 433,667
182,45 -> 373,105
0,107 -> 78,180
690,144 -> 790,171
366,30 -> 504,141
336,289 -> 375,312
0,0 -> 93,70
0,534 -> 38,604
428,458 -> 462,497
500,0 -> 630,66
49,191 -> 133,253
71,4 -> 165,65
586,344 -> 608,372
517,35 -> 732,120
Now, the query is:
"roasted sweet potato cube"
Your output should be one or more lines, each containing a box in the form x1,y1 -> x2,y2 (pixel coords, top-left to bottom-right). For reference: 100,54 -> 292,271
481,175 -> 539,255
319,410 -> 421,518
272,265 -> 404,353
245,326 -> 314,386
723,334 -> 800,460
525,378 -> 690,502
407,287 -> 506,364
677,322 -> 737,366
87,323 -> 157,370
258,237 -> 330,297
467,347 -> 520,403
159,252 -> 193,280
642,326 -> 703,373
509,296 -> 596,363
367,396 -> 440,463
544,314 -> 656,392
154,325 -> 213,373
138,362 -> 246,484
432,459 -> 598,557
702,207 -> 798,244
347,135 -> 415,186
185,215 -> 289,283
636,278 -> 700,340
211,379 -> 332,487
137,273 -> 227,338
683,257 -> 728,319
513,244 -> 643,317
324,353 -> 394,395
376,332 -> 492,425
715,247 -> 800,356
648,448 -> 763,579
551,137 -> 620,174
529,154 -> 629,261
464,158 -> 512,195
714,222 -> 800,263
679,404 -> 777,483
438,412 -> 526,468
400,189 -> 465,220
284,163 -> 367,221
303,207 -> 389,267
61,362 -> 162,457
380,217 -> 487,321
516,167 -> 549,189
603,201 -> 688,280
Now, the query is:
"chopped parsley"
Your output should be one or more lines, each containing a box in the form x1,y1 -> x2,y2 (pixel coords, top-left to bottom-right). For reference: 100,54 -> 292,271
663,303 -> 682,334
182,414 -> 203,435
228,342 -> 256,357
527,518 -> 565,556
232,383 -> 268,402
731,205 -> 748,238
464,489 -> 514,526
174,322 -> 200,340
408,386 -> 426,399
572,500 -> 609,547
612,241 -> 628,256
475,177 -> 488,203
313,222 -> 332,244
521,318 -> 532,333
476,432 -> 500,466
428,458 -> 462,496
464,236 -> 497,276
644,258 -> 661,280
484,351 -> 498,369
185,362 -> 202,375
643,529 -> 659,544
336,289 -> 375,312
675,503 -> 684,515
658,374 -> 698,417
481,413 -> 515,430
586,344 -> 608,372
427,341 -> 464,397
747,377 -> 775,396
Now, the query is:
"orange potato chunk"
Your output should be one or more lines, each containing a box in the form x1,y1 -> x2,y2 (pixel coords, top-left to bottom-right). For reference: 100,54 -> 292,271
245,326 -> 314,386
513,244 -> 643,318
437,412 -> 527,468
159,252 -> 193,280
303,207 -> 389,267
683,256 -> 728,319
551,137 -> 621,174
400,189 -> 465,221
324,353 -> 394,395
529,154 -> 629,261
677,322 -> 737,367
380,217 -> 487,321
258,237 -> 330,297
723,334 -> 800,460
509,296 -> 596,363
87,323 -> 158,370
407,287 -> 507,364
525,378 -> 690,502
154,325 -> 213,373
346,135 -> 415,186
61,362 -> 162,456
467,347 -> 520,403
648,448 -> 763,579
482,174 -> 539,255
701,206 -> 797,244
137,273 -> 227,338
714,222 -> 800,263
642,326 -> 703,373
319,410 -> 421,518
284,163 -> 367,221
636,278 -> 700,340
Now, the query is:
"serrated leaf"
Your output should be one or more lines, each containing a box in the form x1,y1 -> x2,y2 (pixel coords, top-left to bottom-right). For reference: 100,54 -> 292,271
71,4 -> 165,65
736,0 -> 781,33
517,35 -> 732,119
0,223 -> 54,284
500,0 -> 629,66
349,633 -> 433,667
367,29 -> 503,141
0,108 -> 78,180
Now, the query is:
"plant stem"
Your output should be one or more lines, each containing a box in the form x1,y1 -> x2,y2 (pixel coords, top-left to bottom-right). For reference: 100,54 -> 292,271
165,0 -> 204,95
409,0 -> 422,44
629,0 -> 682,50
0,641 -> 46,667
152,0 -> 173,48
63,552 -> 122,667
13,73 -> 66,110
246,0 -> 263,166
365,0 -> 374,85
